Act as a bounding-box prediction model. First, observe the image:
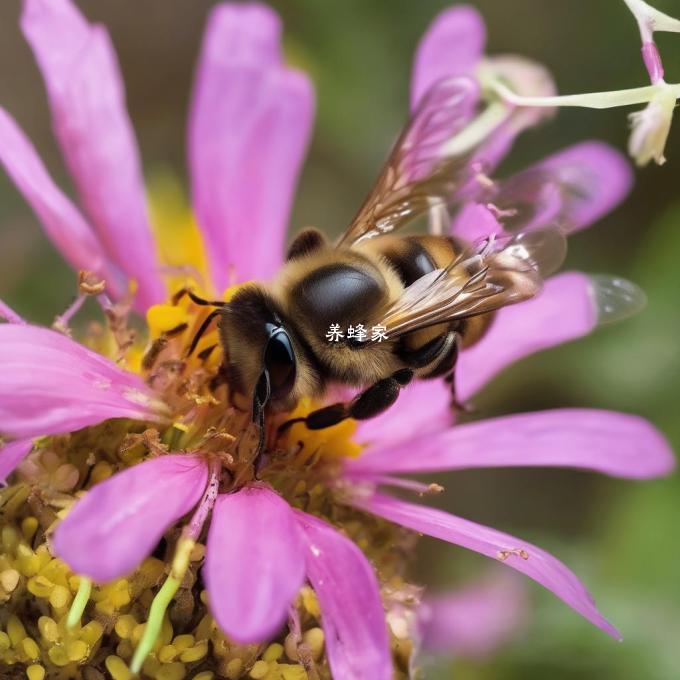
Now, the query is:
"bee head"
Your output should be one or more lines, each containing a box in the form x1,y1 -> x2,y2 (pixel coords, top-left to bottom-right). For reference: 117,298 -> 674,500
218,285 -> 298,420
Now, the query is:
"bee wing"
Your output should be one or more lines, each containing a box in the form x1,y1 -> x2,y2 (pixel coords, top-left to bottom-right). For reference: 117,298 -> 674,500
336,77 -> 479,248
378,228 -> 566,339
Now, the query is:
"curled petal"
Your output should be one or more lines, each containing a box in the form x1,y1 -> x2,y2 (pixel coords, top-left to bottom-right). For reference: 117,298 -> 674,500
205,486 -> 305,643
354,492 -> 620,638
0,108 -> 120,293
347,408 -> 674,480
411,5 -> 486,109
457,272 -> 597,400
488,142 -> 633,234
295,511 -> 392,680
418,574 -> 527,657
21,0 -> 164,309
189,3 -> 314,290
53,455 -> 208,581
624,0 -> 680,43
357,379 -> 453,448
0,439 -> 33,484
0,324 -> 164,440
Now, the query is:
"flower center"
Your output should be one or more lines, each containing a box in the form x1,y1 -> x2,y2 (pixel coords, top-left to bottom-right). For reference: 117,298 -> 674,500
141,285 -> 363,501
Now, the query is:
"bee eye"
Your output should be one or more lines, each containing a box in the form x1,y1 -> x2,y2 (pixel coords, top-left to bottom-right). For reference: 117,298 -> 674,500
264,328 -> 296,400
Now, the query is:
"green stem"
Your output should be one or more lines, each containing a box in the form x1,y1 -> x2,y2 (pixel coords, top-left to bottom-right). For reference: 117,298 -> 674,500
130,575 -> 181,674
66,576 -> 92,630
441,101 -> 509,156
489,79 -> 680,110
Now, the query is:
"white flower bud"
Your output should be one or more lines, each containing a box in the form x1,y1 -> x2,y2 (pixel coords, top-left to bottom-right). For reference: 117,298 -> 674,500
628,84 -> 677,165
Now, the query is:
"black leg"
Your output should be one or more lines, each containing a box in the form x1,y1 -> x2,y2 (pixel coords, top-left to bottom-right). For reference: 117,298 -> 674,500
186,309 -> 221,357
446,369 -> 475,415
279,369 -> 414,432
251,370 -> 271,465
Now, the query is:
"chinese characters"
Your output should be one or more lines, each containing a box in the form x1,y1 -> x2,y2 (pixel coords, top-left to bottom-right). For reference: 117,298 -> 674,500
325,324 -> 389,342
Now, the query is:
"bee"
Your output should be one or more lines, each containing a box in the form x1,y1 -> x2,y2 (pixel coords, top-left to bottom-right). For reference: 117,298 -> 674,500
183,77 -> 566,433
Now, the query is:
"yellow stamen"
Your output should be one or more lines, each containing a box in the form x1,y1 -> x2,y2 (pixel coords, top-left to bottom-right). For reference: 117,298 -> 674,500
26,665 -> 45,680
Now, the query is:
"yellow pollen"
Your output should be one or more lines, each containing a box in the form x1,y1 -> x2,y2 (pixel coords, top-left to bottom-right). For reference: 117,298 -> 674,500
225,658 -> 243,679
21,516 -> 38,542
249,659 -> 269,679
302,627 -> 325,660
105,655 -> 133,680
300,587 -> 321,618
263,642 -> 284,661
26,665 -> 45,680
497,548 -> 530,561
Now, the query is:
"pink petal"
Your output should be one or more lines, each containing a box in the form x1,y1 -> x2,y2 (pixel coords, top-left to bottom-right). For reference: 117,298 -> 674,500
451,203 -> 504,242
205,485 -> 305,643
0,324 -> 164,439
347,408 -> 674,480
357,379 -> 454,448
354,492 -> 620,638
0,297 -> 27,325
295,511 -> 392,680
0,108 -> 122,294
21,0 -> 164,310
488,142 -> 633,235
411,5 -> 486,109
0,439 -> 33,484
53,454 -> 208,581
418,574 -> 527,657
188,3 -> 314,290
457,272 -> 596,401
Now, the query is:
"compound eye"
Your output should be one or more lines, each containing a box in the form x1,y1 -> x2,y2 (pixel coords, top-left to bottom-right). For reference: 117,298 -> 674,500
264,328 -> 297,400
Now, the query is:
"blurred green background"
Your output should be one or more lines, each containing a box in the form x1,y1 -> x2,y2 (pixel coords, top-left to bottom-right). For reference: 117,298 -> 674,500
0,1 -> 678,678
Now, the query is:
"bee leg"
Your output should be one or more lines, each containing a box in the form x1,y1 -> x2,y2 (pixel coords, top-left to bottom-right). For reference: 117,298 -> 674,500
283,369 -> 414,432
251,370 -> 271,465
445,370 -> 475,415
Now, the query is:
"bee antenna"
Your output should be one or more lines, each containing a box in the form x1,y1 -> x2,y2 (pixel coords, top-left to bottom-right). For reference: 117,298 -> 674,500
186,309 -> 222,357
188,291 -> 227,308
172,287 -> 227,308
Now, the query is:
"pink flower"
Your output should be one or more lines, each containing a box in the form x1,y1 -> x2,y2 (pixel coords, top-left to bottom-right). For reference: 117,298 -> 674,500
417,574 -> 528,659
0,2 -> 675,678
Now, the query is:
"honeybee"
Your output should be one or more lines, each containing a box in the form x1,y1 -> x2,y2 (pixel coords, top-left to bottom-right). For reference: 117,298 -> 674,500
183,77 -> 566,433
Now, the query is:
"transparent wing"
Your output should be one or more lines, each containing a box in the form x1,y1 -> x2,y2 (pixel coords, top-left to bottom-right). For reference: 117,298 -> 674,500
589,275 -> 646,325
336,76 -> 479,248
377,228 -> 567,339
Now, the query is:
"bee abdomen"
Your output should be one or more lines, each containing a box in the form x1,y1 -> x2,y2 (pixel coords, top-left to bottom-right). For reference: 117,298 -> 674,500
384,237 -> 436,286
396,331 -> 449,368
